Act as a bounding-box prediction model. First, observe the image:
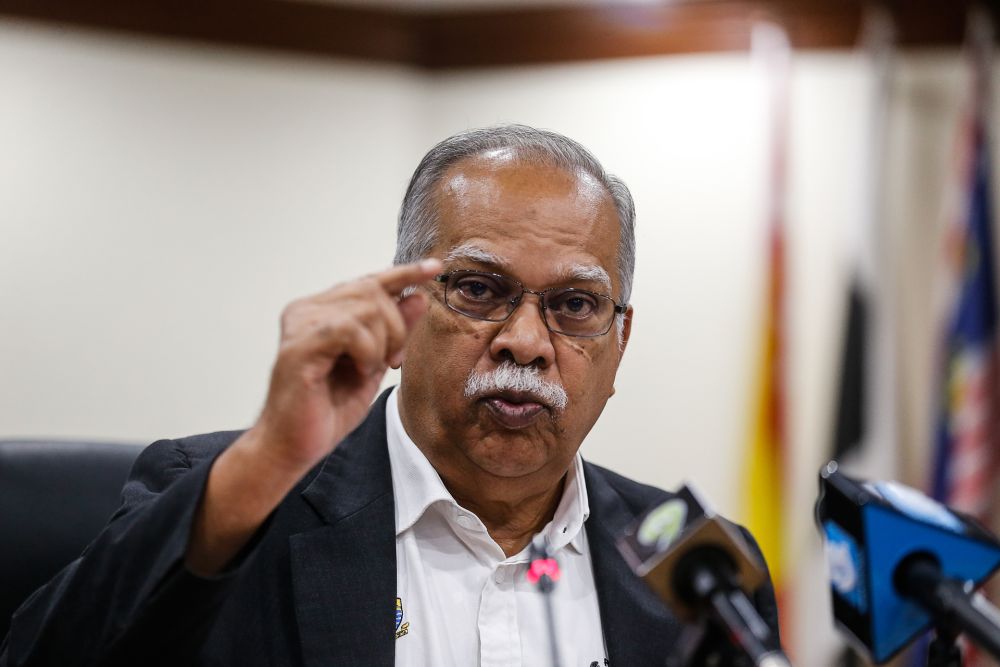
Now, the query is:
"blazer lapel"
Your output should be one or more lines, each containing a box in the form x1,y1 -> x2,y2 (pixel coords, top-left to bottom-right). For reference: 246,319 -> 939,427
291,391 -> 397,667
584,464 -> 684,666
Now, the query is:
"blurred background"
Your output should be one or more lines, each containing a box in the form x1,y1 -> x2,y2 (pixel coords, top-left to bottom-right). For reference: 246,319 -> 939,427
1,0 -> 997,664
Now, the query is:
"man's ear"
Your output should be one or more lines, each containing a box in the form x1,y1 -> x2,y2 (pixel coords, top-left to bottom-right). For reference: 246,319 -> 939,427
618,305 -> 634,359
608,305 -> 634,399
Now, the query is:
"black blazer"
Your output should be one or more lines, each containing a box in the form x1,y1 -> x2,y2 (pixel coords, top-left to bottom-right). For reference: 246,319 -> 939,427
2,390 -> 779,666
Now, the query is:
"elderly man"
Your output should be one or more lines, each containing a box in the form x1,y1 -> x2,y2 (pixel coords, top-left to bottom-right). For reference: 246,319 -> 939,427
2,125 -> 778,666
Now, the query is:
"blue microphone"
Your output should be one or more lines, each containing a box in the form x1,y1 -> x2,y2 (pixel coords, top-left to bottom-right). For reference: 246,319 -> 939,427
815,461 -> 1000,664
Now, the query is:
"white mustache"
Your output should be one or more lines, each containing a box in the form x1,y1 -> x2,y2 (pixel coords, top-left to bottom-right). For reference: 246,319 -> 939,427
464,361 -> 568,411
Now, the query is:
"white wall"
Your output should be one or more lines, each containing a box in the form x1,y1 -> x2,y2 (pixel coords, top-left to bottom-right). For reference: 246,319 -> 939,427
1,18 -> 993,664
0,21 -> 425,440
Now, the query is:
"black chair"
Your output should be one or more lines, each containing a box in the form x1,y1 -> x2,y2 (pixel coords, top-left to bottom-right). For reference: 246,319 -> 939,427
0,440 -> 144,639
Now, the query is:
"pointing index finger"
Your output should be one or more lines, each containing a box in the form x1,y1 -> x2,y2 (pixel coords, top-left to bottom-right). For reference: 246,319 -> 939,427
377,258 -> 443,295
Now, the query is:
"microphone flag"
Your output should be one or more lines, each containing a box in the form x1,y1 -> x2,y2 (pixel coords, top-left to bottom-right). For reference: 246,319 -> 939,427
816,463 -> 1000,663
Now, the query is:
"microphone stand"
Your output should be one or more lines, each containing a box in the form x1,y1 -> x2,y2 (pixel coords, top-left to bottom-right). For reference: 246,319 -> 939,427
676,549 -> 791,667
528,535 -> 563,667
926,623 -> 961,667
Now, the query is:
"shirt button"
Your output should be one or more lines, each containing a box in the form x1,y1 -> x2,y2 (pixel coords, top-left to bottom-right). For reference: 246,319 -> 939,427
494,569 -> 505,584
457,514 -> 474,529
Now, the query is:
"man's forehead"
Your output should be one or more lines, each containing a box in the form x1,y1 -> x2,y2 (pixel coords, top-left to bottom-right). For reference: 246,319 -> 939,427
430,154 -> 621,291
439,153 -> 607,202
433,156 -> 618,244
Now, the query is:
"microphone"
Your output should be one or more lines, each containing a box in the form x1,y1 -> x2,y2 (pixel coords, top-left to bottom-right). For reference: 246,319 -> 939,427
527,534 -> 562,667
617,485 -> 789,667
815,461 -> 1000,663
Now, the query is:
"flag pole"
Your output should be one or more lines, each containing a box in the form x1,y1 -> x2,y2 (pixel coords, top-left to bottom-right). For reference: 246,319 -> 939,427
745,17 -> 791,655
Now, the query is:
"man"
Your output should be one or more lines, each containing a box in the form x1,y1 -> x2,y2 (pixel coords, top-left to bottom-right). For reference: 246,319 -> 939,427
2,125 -> 779,666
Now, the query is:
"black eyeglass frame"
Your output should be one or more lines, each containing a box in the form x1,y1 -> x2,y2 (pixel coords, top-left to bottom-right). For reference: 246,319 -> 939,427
433,269 -> 627,338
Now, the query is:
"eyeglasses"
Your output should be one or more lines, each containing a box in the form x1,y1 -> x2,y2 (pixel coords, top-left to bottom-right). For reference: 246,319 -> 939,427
434,270 -> 626,338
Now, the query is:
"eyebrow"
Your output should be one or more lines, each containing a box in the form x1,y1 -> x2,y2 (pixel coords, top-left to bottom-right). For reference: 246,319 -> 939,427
444,243 -> 509,268
555,262 -> 612,291
444,243 -> 612,292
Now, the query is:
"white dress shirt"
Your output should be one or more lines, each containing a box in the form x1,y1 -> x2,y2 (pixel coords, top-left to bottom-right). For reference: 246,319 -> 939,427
386,388 -> 609,667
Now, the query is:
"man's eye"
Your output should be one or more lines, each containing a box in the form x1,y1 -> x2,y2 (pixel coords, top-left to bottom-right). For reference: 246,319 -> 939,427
456,278 -> 499,300
550,292 -> 597,317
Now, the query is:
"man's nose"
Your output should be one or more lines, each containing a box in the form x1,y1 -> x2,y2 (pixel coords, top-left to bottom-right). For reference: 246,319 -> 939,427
488,293 -> 556,368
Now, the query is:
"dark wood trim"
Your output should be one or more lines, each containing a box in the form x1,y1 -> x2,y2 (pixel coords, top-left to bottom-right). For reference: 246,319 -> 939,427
0,0 -> 992,69
0,1 -> 421,64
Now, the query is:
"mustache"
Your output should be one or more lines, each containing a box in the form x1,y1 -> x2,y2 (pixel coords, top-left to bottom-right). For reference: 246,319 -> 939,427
463,361 -> 568,411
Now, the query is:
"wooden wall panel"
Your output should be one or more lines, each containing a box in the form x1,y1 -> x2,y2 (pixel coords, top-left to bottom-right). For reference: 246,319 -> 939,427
0,0 -> 991,68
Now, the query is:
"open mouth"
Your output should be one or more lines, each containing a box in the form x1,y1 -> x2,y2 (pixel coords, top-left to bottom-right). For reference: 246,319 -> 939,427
481,392 -> 548,429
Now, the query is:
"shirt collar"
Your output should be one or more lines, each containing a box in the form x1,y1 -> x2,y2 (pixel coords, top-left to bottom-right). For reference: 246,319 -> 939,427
542,452 -> 590,555
385,386 -> 591,554
386,387 -> 454,536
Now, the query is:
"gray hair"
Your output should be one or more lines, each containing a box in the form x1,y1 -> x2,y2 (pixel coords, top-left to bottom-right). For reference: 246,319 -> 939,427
394,125 -> 636,307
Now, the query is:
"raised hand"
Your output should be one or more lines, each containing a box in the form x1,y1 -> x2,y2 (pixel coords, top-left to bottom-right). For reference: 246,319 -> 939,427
186,259 -> 442,575
255,259 -> 442,472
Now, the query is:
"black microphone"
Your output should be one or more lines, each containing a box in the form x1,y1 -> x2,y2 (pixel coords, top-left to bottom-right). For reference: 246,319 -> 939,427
528,534 -> 562,667
815,461 -> 1000,664
617,485 -> 789,667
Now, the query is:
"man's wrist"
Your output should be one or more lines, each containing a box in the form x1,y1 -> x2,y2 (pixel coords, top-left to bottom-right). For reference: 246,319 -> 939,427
184,430 -> 309,576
